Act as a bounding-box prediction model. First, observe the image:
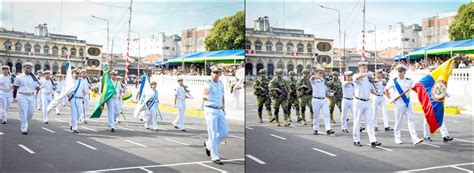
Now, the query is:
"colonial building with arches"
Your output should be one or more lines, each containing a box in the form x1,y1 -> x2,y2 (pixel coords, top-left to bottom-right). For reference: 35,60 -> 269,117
0,24 -> 103,76
245,17 -> 334,76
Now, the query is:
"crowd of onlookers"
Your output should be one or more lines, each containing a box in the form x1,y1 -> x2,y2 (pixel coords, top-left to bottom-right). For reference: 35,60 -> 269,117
153,63 -> 242,76
392,54 -> 473,72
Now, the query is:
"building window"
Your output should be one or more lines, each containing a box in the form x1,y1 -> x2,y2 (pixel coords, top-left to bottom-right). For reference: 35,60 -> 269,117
61,47 -> 68,56
265,41 -> 273,51
307,43 -> 312,53
245,40 -> 251,50
15,42 -> 22,52
34,43 -> 41,53
4,40 -> 12,50
79,48 -> 84,56
276,41 -> 283,52
52,46 -> 59,55
297,43 -> 304,53
70,47 -> 77,56
43,45 -> 49,54
25,43 -> 32,52
254,40 -> 262,51
286,42 -> 294,52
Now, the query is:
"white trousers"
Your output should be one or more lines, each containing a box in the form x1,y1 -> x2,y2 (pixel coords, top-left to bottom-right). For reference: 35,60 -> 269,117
353,99 -> 377,143
233,89 -> 241,108
423,119 -> 449,138
312,98 -> 331,131
0,92 -> 12,122
106,98 -> 119,129
70,98 -> 83,131
393,104 -> 421,143
41,94 -> 53,122
81,95 -> 90,121
341,99 -> 353,130
173,100 -> 186,129
17,94 -> 36,132
373,96 -> 389,128
54,92 -> 61,114
204,107 -> 228,160
145,105 -> 158,130
36,91 -> 42,109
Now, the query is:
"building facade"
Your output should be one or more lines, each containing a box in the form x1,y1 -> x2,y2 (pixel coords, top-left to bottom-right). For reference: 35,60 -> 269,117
245,16 -> 334,76
357,23 -> 422,52
422,11 -> 457,46
126,32 -> 181,59
0,24 -> 103,76
180,26 -> 212,55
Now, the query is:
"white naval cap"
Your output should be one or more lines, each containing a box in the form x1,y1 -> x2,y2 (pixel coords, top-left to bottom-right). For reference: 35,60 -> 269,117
396,64 -> 407,71
344,71 -> 353,76
358,61 -> 368,66
313,64 -> 324,71
81,69 -> 87,73
375,69 -> 383,73
23,62 -> 33,67
2,65 -> 10,69
43,70 -> 52,74
177,77 -> 184,81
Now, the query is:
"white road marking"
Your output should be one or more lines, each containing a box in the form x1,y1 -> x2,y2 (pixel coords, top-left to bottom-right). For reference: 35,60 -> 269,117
312,148 -> 337,157
366,144 -> 393,151
88,119 -> 97,122
197,163 -> 227,173
138,167 -> 153,173
402,129 -> 410,132
117,126 -> 135,131
420,143 -> 440,148
164,138 -> 190,146
83,126 -> 98,132
156,128 -> 168,131
18,144 -> 35,154
246,154 -> 266,164
84,158 -> 244,172
229,135 -> 244,140
270,134 -> 287,140
0,132 -> 3,135
77,141 -> 97,150
54,118 -> 65,122
41,127 -> 55,133
454,138 -> 474,144
450,165 -> 473,172
245,127 -> 254,130
186,126 -> 197,130
124,139 -> 148,148
399,162 -> 474,172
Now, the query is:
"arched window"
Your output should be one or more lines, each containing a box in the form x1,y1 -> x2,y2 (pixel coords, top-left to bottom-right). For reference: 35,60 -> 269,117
265,41 -> 273,51
61,46 -> 68,56
245,40 -> 251,50
276,41 -> 283,52
79,48 -> 84,56
4,40 -> 12,50
15,41 -> 22,52
254,40 -> 262,51
43,44 -> 50,54
297,43 -> 304,53
70,47 -> 77,56
34,43 -> 41,53
307,43 -> 313,53
24,43 -> 32,52
286,42 -> 294,52
52,46 -> 59,55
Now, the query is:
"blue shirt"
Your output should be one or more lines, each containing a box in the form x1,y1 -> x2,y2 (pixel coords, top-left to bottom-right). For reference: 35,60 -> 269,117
205,80 -> 224,108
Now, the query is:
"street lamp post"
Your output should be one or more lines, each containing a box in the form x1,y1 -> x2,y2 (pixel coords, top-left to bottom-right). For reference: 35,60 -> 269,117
366,21 -> 377,69
320,5 -> 341,72
91,15 -> 109,64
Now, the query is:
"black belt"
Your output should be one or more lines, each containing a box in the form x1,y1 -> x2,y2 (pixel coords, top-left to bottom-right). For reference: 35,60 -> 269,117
375,94 -> 384,97
343,97 -> 353,100
205,105 -> 222,109
313,97 -> 325,99
355,97 -> 369,101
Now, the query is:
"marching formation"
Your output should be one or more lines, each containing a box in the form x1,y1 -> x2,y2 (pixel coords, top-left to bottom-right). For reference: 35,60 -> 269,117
253,61 -> 455,148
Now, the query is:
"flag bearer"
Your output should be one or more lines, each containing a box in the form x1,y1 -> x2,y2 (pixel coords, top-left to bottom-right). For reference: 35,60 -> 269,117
203,66 -> 228,165
0,66 -> 13,124
80,69 -> 91,124
68,69 -> 88,134
144,81 -> 159,131
372,69 -> 393,132
107,70 -> 122,132
173,77 -> 189,132
385,64 -> 423,145
40,70 -> 55,124
353,61 -> 381,147
310,66 -> 334,135
341,71 -> 354,133
13,62 -> 40,135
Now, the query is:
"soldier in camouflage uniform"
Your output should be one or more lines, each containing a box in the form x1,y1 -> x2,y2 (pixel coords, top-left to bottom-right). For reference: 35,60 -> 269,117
268,69 -> 290,127
327,71 -> 342,124
297,69 -> 313,125
253,69 -> 274,123
287,71 -> 300,123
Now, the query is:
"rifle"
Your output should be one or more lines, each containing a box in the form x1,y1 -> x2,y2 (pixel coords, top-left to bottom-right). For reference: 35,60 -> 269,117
183,85 -> 193,99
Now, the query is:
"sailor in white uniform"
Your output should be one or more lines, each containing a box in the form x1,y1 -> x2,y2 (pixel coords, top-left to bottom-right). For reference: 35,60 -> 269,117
173,77 -> 189,132
13,62 -> 40,134
372,69 -> 393,131
107,70 -> 122,132
341,71 -> 354,133
54,74 -> 65,115
39,70 -> 55,124
0,66 -> 13,124
68,69 -> 88,133
80,69 -> 91,124
310,65 -> 334,135
144,81 -> 160,131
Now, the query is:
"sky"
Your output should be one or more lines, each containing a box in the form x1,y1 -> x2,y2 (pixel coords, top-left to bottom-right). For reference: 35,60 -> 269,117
1,0 -> 243,54
246,0 -> 470,48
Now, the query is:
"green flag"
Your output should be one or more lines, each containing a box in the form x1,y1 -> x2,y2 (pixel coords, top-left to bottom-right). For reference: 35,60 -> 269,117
90,65 -> 117,118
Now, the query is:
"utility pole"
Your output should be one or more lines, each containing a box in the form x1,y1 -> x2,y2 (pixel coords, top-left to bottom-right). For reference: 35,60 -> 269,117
361,0 -> 366,62
125,0 -> 133,84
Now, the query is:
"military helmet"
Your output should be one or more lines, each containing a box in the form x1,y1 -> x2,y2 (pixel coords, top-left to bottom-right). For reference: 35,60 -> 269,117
302,69 -> 310,74
259,69 -> 267,74
288,71 -> 296,76
275,69 -> 284,75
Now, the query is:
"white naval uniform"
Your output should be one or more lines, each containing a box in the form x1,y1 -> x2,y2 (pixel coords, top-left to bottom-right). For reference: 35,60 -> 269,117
386,77 -> 422,144
372,80 -> 390,128
234,67 -> 245,108
173,85 -> 187,130
310,78 -> 331,132
353,75 -> 377,143
0,74 -> 13,123
81,77 -> 91,122
40,78 -> 55,123
341,81 -> 354,130
69,79 -> 88,131
14,73 -> 40,133
54,80 -> 65,113
423,120 -> 449,138
144,89 -> 159,130
204,80 -> 228,161
107,81 -> 122,129
36,76 -> 43,110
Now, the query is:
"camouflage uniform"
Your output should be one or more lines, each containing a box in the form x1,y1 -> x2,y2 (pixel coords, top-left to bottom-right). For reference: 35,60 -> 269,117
296,69 -> 313,125
268,69 -> 290,127
287,71 -> 300,122
327,72 -> 342,123
253,69 -> 274,123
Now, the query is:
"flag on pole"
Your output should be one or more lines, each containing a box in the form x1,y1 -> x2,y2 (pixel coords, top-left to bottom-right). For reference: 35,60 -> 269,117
46,61 -> 75,112
412,58 -> 455,134
90,65 -> 117,118
133,75 -> 152,118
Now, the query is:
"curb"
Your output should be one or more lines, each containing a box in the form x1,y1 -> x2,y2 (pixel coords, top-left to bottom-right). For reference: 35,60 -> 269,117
386,104 -> 461,115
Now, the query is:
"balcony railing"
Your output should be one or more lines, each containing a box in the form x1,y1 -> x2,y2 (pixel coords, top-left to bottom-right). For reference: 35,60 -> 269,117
247,50 -> 315,57
0,50 -> 84,60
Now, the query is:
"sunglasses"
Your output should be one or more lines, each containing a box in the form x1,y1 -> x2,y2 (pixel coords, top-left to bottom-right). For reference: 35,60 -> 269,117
212,71 -> 221,74
25,66 -> 32,69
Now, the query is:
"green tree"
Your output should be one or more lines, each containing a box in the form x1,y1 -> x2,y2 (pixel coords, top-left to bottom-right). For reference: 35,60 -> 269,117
448,2 -> 474,41
205,11 -> 244,51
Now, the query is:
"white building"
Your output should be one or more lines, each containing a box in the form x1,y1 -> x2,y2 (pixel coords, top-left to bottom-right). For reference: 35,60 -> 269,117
357,23 -> 422,52
180,25 -> 213,55
422,11 -> 457,46
125,33 -> 181,59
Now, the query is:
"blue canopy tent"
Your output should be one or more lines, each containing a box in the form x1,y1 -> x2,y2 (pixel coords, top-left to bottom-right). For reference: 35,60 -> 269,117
155,61 -> 169,67
408,39 -> 474,58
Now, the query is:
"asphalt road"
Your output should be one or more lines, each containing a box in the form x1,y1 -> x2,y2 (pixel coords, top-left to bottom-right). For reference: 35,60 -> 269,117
245,87 -> 474,173
0,98 -> 244,172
